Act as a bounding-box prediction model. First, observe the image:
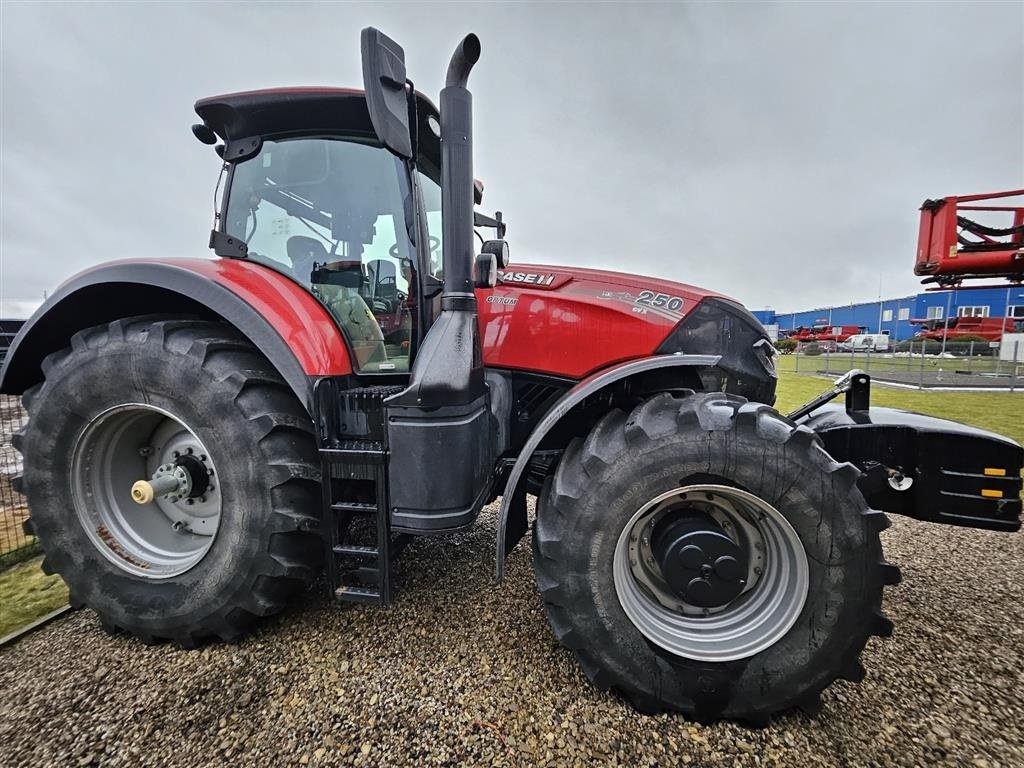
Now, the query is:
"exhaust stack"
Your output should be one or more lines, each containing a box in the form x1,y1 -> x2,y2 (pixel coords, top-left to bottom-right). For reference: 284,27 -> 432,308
440,34 -> 481,302
389,34 -> 486,409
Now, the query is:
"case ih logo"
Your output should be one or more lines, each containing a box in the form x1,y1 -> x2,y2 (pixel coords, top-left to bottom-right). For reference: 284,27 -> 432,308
497,271 -> 557,286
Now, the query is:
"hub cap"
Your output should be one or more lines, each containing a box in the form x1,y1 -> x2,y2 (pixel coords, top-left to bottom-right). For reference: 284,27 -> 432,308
71,404 -> 222,579
613,484 -> 809,662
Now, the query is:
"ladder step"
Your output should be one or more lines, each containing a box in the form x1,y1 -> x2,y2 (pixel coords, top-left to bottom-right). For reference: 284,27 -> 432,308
334,585 -> 382,604
332,544 -> 379,558
330,501 -> 378,515
321,447 -> 387,465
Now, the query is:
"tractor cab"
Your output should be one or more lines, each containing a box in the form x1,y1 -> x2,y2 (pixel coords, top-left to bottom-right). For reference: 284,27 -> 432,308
194,30 -> 498,578
194,87 -> 449,374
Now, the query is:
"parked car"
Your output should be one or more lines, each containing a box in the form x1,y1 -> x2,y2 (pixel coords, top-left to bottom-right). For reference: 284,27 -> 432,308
839,333 -> 890,352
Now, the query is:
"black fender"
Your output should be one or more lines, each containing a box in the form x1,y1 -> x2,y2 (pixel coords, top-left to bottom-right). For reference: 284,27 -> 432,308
0,260 -> 329,412
494,353 -> 721,580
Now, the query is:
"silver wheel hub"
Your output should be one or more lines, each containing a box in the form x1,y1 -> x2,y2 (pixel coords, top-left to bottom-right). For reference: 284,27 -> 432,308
71,404 -> 222,579
613,484 -> 809,662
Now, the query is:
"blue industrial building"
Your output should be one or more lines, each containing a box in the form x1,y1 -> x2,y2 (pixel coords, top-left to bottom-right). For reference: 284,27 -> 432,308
752,286 -> 1024,340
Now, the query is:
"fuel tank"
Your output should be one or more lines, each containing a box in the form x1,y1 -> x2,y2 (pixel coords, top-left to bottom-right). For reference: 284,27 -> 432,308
477,263 -> 730,378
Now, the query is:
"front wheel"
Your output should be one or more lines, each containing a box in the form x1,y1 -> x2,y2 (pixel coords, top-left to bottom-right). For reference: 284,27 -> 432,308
533,392 -> 900,723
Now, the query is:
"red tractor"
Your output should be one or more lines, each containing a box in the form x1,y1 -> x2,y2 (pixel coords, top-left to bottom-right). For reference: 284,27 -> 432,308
2,29 -> 1021,723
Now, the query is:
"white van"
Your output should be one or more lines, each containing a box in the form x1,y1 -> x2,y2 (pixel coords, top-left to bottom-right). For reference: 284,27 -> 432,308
839,333 -> 890,352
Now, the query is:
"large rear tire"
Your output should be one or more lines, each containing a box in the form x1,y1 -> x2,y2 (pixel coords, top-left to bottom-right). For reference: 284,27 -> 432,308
14,317 -> 322,646
533,392 -> 900,723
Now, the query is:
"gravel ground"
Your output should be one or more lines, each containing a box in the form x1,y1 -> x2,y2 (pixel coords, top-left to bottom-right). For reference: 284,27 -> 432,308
1,504 -> 1022,768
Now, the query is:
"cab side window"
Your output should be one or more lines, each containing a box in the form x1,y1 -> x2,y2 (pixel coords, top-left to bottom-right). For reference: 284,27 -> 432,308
225,137 -> 416,372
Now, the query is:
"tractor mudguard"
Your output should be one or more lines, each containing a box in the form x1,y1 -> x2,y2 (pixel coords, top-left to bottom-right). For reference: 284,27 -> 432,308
0,258 -> 351,411
494,353 -> 721,580
801,404 -> 1023,532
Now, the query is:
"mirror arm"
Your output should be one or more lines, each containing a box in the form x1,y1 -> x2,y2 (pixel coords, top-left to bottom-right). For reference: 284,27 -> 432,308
473,210 -> 506,239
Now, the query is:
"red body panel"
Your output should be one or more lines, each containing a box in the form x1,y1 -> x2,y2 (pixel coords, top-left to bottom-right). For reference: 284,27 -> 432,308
95,258 -> 721,381
113,258 -> 354,375
477,263 -> 721,378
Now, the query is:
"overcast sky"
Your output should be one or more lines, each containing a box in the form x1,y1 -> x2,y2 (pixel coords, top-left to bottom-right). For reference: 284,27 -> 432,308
1,1 -> 1021,318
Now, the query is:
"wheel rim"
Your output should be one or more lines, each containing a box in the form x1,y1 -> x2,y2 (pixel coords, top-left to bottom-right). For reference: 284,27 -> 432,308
71,403 -> 222,579
613,484 -> 809,662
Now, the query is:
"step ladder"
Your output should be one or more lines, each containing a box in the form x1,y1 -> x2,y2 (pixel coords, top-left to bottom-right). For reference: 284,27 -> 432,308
313,380 -> 408,606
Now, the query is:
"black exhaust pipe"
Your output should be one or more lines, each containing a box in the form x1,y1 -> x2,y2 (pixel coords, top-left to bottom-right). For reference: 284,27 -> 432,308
440,34 -> 481,301
390,34 -> 486,409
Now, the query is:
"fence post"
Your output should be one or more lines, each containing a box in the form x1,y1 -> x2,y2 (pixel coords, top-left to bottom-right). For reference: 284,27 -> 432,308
968,341 -> 974,374
795,345 -> 799,373
865,346 -> 871,372
1012,341 -> 1019,394
919,342 -> 926,389
825,345 -> 830,375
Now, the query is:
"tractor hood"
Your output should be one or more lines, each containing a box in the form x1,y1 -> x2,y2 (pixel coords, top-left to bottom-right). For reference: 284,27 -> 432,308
477,262 -> 775,403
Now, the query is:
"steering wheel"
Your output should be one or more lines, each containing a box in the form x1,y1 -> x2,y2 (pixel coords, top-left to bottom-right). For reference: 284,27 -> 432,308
389,235 -> 441,260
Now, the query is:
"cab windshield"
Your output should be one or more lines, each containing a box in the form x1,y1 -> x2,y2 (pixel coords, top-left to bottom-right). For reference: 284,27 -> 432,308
224,137 -> 416,373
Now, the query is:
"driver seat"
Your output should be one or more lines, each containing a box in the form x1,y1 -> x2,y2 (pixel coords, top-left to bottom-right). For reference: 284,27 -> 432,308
286,236 -> 388,369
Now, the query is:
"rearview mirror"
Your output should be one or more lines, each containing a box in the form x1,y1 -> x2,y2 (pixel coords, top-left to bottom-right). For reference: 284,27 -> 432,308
361,27 -> 413,159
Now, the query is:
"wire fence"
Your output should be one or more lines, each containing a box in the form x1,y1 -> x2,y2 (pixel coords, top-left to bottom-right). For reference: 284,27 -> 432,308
784,339 -> 1024,389
0,319 -> 23,366
1,395 -> 35,569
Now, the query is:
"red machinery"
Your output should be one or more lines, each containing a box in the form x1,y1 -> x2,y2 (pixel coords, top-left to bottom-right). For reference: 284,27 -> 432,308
786,325 -> 865,343
915,189 -> 1024,287
911,316 -> 1023,342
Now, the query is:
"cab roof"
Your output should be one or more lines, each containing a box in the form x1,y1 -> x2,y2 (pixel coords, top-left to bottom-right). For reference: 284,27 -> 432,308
194,87 -> 440,174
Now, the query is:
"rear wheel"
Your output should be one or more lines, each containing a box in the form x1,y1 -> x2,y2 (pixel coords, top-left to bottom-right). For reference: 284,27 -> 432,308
533,392 -> 900,722
15,317 -> 322,645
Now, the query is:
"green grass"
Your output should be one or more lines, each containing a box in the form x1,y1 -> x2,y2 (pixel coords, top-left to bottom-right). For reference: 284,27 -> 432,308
775,370 -> 1024,446
0,555 -> 69,638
